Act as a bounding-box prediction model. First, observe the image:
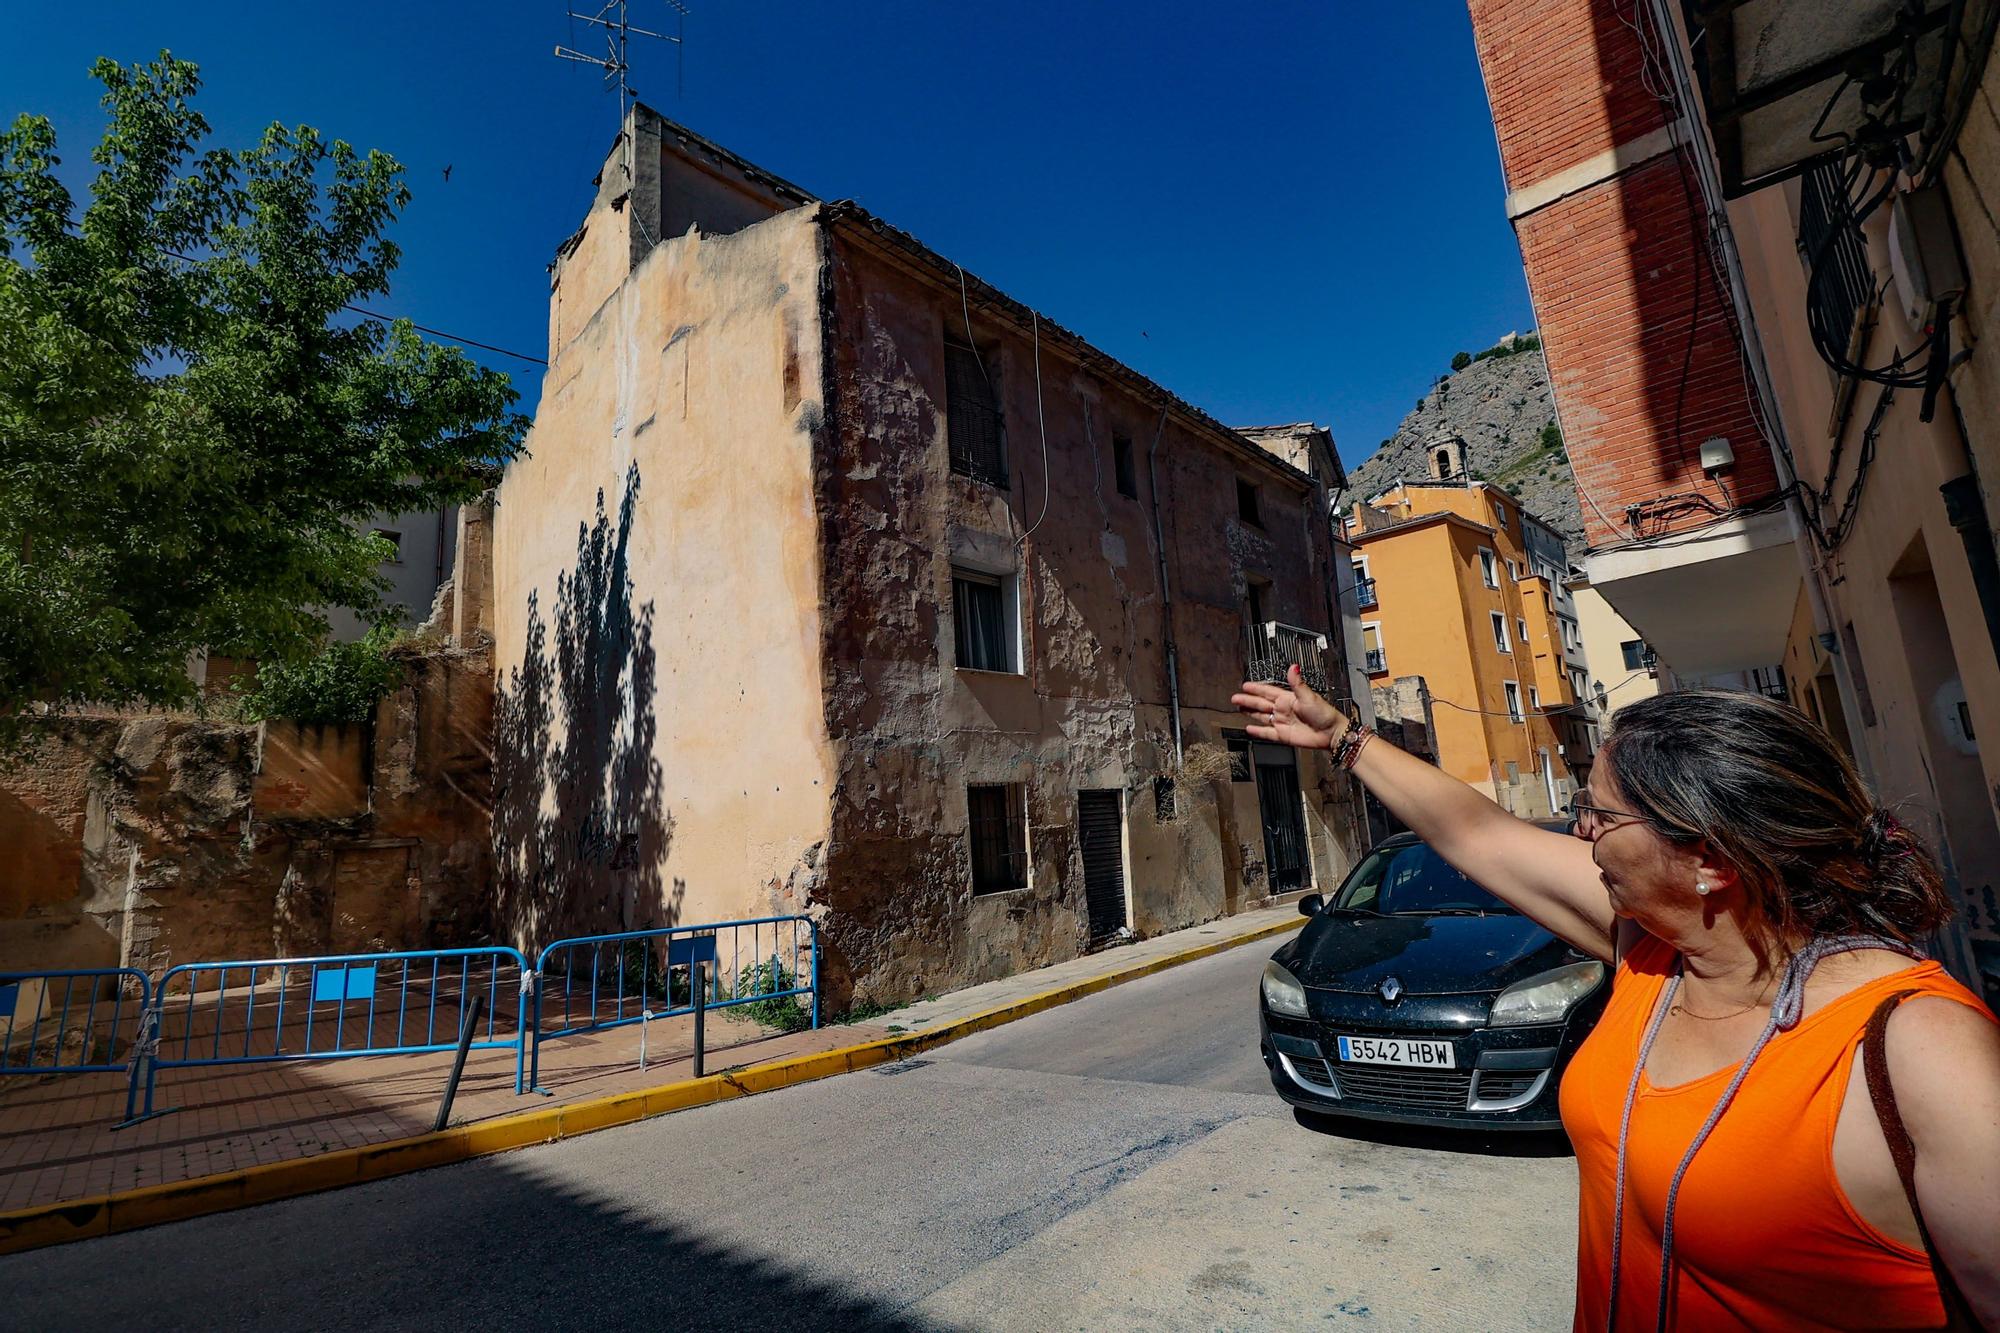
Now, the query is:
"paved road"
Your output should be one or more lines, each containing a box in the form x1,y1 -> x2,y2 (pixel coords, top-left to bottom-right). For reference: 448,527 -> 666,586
0,932 -> 1580,1331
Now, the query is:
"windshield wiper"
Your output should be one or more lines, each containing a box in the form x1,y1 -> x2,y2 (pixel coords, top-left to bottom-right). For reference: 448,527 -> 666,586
1326,905 -> 1391,918
1407,908 -> 1495,917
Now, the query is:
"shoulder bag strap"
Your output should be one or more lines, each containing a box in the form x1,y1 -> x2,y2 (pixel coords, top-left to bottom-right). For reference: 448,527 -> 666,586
1863,991 -> 1982,1332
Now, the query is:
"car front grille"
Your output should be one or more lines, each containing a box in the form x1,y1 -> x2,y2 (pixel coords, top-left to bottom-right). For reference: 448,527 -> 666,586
1330,1065 -> 1477,1111
1471,1070 -> 1540,1102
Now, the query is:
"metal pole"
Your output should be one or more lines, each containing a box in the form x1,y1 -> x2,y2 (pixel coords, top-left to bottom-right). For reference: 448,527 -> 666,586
433,994 -> 485,1134
692,962 -> 706,1079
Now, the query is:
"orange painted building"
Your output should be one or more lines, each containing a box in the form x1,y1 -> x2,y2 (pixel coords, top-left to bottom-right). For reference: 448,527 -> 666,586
1349,474 -> 1585,818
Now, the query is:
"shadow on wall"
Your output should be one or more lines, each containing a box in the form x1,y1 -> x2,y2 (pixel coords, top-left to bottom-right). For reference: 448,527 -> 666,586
493,465 -> 678,949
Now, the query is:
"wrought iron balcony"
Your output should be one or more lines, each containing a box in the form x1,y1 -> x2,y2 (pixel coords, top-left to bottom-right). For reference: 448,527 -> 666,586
1247,622 -> 1334,694
1364,647 -> 1387,675
1354,577 -> 1378,609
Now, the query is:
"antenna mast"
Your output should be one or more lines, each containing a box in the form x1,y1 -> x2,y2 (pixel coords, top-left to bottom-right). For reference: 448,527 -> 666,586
554,1 -> 688,124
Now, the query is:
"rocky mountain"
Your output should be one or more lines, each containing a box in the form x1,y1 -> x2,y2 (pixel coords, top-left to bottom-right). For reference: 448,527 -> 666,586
1346,335 -> 1585,560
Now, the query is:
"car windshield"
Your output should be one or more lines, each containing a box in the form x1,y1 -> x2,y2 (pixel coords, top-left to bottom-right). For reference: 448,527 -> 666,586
1330,841 -> 1514,916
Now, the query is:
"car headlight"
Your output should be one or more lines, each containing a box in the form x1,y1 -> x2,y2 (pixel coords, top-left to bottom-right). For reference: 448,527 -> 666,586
1489,960 -> 1604,1027
1261,961 -> 1309,1018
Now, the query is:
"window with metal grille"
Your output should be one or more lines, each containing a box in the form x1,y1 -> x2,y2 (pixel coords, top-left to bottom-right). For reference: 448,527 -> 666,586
945,340 -> 1007,487
1799,158 -> 1875,369
967,783 -> 1028,893
1237,478 -> 1262,526
953,569 -> 1012,672
1113,434 -> 1137,499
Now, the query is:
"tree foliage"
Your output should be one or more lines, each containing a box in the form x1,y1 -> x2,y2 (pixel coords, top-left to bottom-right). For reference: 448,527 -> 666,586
1450,350 -> 1472,371
0,54 -> 527,721
236,625 -> 403,725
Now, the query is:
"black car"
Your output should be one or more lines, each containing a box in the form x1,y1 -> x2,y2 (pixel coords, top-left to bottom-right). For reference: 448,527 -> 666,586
1259,829 -> 1609,1131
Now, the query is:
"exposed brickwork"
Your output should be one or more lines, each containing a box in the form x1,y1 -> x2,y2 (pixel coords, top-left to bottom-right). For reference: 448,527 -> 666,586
1467,0 -> 1781,549
1467,0 -> 1668,192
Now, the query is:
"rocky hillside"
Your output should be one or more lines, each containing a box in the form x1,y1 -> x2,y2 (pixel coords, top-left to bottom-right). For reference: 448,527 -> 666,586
1347,335 -> 1584,559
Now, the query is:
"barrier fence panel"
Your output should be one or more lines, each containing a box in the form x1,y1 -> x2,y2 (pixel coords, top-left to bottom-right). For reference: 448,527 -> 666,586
138,946 -> 530,1120
530,916 -> 818,1091
0,968 -> 154,1123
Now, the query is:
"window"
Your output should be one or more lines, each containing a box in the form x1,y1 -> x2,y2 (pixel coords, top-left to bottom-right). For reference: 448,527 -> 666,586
1113,434 -> 1138,499
1620,639 -> 1650,671
1530,686 -> 1541,708
1505,558 -> 1518,581
1504,760 -> 1521,784
953,568 -> 1016,672
1236,478 -> 1263,527
1504,681 -> 1524,723
374,528 -> 403,563
1223,730 -> 1254,782
1495,503 -> 1511,531
1479,547 -> 1499,589
1518,618 -> 1530,645
967,784 -> 1028,893
1353,556 -> 1377,608
1570,667 -> 1588,699
1362,621 -> 1385,674
1492,612 -> 1511,654
944,339 -> 1007,486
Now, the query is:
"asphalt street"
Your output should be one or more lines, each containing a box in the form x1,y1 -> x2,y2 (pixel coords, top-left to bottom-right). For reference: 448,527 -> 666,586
0,930 -> 1580,1331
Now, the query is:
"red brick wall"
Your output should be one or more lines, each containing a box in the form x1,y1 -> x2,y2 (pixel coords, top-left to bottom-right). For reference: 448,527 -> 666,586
1467,0 -> 1780,549
1469,0 -> 1667,191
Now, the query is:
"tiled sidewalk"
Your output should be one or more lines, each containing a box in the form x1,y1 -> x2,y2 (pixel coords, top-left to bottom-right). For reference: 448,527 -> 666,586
0,899 -> 1302,1216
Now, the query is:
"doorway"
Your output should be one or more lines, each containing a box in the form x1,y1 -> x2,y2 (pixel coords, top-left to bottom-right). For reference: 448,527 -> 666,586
1254,746 -> 1310,892
1077,789 -> 1129,945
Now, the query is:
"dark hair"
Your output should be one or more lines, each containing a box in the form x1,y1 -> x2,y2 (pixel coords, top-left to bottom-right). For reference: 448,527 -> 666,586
1600,691 -> 1952,947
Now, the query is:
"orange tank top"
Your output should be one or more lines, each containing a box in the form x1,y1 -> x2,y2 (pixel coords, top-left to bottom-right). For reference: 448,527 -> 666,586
1561,933 -> 1995,1331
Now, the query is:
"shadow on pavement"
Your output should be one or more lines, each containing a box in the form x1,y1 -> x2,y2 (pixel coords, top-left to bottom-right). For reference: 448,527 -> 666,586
1291,1106 -> 1576,1159
0,1153 -> 956,1332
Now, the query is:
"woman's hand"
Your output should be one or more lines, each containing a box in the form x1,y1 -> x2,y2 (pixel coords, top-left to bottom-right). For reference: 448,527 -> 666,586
1232,664 -> 1347,751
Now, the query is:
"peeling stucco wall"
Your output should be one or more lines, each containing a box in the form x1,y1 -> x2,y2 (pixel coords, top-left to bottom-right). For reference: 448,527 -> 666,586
813,221 -> 1361,1007
490,139 -> 836,954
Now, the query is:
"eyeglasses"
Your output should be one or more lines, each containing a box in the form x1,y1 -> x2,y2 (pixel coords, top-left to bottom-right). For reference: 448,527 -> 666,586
1565,794 -> 1653,840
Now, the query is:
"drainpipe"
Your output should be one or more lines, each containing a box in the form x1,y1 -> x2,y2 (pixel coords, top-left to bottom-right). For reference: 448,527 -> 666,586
1143,405 -> 1183,762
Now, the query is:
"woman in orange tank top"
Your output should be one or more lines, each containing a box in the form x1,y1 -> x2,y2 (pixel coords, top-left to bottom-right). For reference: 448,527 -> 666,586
1234,679 -> 2000,1330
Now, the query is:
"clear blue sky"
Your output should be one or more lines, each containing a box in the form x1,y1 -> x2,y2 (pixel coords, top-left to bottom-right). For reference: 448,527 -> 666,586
3,2 -> 1533,470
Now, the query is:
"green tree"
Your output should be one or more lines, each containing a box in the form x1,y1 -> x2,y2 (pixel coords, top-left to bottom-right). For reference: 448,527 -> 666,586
1450,350 -> 1472,371
0,54 -> 526,723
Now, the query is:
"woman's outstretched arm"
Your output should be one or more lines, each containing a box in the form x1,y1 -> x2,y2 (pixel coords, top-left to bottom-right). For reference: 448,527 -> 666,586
1235,666 -> 1618,961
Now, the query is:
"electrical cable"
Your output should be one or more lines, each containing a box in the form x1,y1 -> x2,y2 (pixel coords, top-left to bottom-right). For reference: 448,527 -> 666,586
48,220 -> 549,367
1424,670 -> 1654,721
1017,310 -> 1053,546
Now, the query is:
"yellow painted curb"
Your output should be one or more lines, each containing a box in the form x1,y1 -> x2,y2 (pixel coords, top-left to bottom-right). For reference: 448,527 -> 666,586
0,913 -> 1300,1257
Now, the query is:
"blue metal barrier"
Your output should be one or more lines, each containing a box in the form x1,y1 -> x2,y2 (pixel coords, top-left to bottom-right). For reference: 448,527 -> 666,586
530,916 -> 819,1092
136,946 -> 530,1120
0,968 -> 154,1123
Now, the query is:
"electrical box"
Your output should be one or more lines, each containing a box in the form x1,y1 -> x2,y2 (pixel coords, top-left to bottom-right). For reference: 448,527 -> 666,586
1889,184 -> 1967,328
1699,436 -> 1735,474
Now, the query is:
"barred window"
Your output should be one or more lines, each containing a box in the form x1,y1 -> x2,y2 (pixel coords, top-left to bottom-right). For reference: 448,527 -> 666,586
945,340 -> 1007,487
968,783 -> 1028,893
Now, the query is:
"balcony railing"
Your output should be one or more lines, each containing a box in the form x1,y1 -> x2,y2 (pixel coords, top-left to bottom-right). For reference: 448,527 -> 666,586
1364,647 -> 1387,675
1247,622 -> 1334,694
1354,577 -> 1378,609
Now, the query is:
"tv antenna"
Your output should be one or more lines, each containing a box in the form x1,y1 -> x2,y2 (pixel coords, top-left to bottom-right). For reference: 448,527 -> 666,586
555,1 -> 688,120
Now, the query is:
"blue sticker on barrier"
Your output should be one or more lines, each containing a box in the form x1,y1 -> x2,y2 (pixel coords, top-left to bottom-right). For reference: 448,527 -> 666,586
0,983 -> 17,1014
666,936 -> 718,967
312,964 -> 377,1003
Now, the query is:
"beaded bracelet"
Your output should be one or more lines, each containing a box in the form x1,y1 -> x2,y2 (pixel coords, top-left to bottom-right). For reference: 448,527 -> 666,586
1332,724 -> 1374,771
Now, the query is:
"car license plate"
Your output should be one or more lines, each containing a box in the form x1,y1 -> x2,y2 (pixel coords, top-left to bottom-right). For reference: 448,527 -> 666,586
1335,1035 -> 1456,1068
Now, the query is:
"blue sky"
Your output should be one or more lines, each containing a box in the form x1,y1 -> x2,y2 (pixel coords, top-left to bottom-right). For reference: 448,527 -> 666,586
3,2 -> 1533,469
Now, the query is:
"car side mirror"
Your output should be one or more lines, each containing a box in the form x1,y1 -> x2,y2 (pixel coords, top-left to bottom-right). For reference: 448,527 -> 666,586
1298,894 -> 1324,917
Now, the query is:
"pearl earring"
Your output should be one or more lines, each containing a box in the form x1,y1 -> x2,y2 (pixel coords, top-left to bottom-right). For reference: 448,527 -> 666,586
1695,880 -> 1710,896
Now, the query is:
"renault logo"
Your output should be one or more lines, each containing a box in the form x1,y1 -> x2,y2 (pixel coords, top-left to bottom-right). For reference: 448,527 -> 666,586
1379,976 -> 1404,1003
